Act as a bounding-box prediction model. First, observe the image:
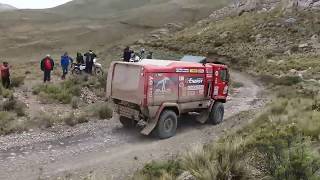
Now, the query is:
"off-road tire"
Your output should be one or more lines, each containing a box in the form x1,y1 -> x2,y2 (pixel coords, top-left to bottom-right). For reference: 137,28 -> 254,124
154,110 -> 178,139
208,102 -> 224,125
119,116 -> 135,128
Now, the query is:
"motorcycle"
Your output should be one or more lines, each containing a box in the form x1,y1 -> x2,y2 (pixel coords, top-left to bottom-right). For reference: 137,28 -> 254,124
71,58 -> 104,76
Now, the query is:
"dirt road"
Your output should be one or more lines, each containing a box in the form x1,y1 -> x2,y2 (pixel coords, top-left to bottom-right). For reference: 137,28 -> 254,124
0,72 -> 264,180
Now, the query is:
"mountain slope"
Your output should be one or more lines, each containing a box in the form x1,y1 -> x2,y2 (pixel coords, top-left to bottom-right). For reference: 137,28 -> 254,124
0,0 -> 230,63
0,3 -> 16,11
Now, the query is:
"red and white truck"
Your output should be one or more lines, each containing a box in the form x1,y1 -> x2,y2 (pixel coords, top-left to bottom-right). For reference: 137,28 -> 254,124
107,57 -> 230,139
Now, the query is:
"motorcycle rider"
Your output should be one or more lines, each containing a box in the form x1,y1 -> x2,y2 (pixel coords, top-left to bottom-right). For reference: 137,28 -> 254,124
60,52 -> 72,80
0,61 -> 10,88
40,54 -> 54,83
84,50 -> 96,74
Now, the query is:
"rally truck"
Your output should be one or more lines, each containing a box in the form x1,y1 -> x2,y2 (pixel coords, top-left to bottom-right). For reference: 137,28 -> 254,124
106,57 -> 230,139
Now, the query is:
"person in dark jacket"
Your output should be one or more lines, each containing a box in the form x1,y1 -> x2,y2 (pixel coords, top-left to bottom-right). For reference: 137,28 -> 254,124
84,50 -> 96,74
123,46 -> 133,62
0,62 -> 10,88
41,54 -> 54,83
76,52 -> 84,64
60,52 -> 72,80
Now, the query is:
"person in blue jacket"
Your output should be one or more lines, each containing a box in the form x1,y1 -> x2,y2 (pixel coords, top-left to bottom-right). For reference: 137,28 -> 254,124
60,52 -> 73,80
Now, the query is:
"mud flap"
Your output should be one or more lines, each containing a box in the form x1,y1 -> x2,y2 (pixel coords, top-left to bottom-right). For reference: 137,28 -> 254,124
196,100 -> 215,124
140,118 -> 158,135
196,110 -> 210,124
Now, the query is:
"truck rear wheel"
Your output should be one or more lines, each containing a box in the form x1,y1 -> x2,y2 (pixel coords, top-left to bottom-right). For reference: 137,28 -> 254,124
154,110 -> 178,139
119,116 -> 136,128
208,102 -> 224,125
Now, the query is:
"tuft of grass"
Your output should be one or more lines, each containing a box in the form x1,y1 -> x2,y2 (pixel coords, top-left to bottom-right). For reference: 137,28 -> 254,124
1,97 -> 27,117
93,103 -> 113,120
71,96 -> 81,109
134,160 -> 182,180
33,112 -> 55,129
63,113 -> 89,127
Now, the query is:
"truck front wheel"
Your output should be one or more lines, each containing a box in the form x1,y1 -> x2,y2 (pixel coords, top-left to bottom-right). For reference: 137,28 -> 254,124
119,116 -> 136,128
154,110 -> 178,139
208,102 -> 224,125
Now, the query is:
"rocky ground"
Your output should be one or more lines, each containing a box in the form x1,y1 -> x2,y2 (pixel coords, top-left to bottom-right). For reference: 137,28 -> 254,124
0,71 -> 266,180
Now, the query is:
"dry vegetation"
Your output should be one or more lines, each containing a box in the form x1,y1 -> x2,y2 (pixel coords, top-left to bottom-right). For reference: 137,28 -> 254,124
133,4 -> 320,180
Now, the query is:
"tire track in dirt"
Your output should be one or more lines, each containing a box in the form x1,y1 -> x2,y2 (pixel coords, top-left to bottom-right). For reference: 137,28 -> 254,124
0,71 -> 265,180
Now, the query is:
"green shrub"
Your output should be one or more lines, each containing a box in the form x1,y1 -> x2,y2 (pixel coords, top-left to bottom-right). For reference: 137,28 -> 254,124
250,124 -> 320,180
32,112 -> 55,129
63,113 -> 88,127
136,160 -> 182,180
95,103 -> 113,119
1,97 -> 27,117
32,79 -> 81,104
0,111 -> 14,134
274,76 -> 302,86
71,96 -> 81,109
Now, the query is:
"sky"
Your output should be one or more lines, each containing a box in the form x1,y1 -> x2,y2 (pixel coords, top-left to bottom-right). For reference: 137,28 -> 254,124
0,0 -> 73,9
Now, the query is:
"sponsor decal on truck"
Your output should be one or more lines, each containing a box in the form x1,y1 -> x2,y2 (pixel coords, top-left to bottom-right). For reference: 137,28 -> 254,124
187,77 -> 204,85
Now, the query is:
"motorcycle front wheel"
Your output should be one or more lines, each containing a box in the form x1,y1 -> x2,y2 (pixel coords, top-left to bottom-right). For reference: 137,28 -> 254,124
72,68 -> 81,75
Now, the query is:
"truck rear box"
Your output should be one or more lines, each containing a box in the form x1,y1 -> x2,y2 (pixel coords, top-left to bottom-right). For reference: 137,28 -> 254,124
108,63 -> 144,105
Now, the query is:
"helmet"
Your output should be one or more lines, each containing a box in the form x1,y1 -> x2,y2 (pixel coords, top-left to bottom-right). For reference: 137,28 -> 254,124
46,54 -> 51,57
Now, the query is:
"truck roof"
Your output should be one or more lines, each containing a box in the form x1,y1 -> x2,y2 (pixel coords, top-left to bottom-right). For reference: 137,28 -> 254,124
136,59 -> 227,72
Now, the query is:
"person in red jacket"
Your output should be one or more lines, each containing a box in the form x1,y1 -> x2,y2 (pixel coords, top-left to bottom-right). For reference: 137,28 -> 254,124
40,54 -> 54,83
0,61 -> 10,88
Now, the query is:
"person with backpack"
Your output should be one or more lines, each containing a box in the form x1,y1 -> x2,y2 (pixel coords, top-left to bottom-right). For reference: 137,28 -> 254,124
60,52 -> 72,80
41,54 -> 54,83
84,50 -> 96,74
0,62 -> 10,88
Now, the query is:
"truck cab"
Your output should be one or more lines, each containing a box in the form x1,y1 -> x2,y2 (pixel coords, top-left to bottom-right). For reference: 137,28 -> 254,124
107,58 -> 229,139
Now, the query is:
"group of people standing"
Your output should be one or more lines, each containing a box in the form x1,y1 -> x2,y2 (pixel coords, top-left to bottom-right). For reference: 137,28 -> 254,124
40,50 -> 97,83
123,46 -> 153,62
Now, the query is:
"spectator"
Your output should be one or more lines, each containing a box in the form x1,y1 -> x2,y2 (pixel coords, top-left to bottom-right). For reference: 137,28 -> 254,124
61,52 -> 72,80
0,61 -> 10,88
40,54 -> 54,83
76,52 -> 84,64
84,50 -> 96,74
123,46 -> 133,62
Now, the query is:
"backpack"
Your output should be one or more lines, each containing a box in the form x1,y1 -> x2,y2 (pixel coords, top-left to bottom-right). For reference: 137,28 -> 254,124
44,58 -> 52,70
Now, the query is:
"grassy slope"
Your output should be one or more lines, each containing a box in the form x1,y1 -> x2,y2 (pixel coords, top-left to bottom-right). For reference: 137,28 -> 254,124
135,8 -> 320,180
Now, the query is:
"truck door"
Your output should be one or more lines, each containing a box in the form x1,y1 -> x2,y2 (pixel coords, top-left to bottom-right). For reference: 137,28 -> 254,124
178,70 -> 206,103
212,67 -> 230,99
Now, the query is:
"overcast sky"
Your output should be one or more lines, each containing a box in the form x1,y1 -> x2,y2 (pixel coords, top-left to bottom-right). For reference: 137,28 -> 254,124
0,0 -> 72,9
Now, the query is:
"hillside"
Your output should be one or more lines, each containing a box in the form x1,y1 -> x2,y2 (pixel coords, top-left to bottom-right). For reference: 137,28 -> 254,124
0,3 -> 16,11
132,1 -> 320,179
0,0 -> 230,67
